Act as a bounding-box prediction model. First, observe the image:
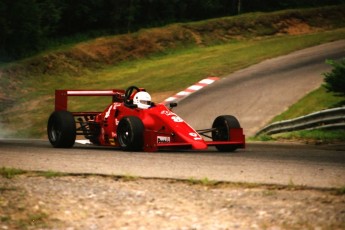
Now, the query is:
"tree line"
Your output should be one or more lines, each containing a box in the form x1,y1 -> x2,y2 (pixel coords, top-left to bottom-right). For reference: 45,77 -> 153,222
1,0 -> 344,62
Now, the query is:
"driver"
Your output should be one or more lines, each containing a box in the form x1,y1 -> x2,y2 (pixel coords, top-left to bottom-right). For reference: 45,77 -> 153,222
133,91 -> 152,109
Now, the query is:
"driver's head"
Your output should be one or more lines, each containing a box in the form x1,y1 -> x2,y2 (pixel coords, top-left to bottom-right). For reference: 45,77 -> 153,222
133,91 -> 151,109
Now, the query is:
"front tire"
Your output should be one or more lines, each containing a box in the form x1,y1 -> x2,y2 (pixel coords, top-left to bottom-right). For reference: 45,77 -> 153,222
212,115 -> 240,152
117,116 -> 144,151
47,110 -> 76,148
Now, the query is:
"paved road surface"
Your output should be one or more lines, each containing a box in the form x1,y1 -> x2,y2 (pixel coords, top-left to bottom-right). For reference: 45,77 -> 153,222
175,40 -> 345,136
0,139 -> 344,188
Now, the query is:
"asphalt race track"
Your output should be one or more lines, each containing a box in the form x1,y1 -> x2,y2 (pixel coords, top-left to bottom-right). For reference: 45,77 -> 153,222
1,40 -> 345,188
0,139 -> 344,188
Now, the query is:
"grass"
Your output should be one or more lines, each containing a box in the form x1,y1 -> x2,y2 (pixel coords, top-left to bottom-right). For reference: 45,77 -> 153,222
122,173 -> 139,182
16,212 -> 49,229
187,177 -> 218,186
252,85 -> 345,143
0,185 -> 17,192
37,170 -> 67,178
271,130 -> 345,143
271,86 -> 345,122
253,128 -> 345,143
0,167 -> 26,179
336,186 -> 345,195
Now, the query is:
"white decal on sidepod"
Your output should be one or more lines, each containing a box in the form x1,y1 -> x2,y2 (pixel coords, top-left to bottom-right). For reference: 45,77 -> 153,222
157,136 -> 171,143
105,105 -> 113,119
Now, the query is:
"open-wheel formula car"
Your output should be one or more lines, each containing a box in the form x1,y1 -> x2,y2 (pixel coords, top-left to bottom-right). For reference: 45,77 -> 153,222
47,86 -> 245,152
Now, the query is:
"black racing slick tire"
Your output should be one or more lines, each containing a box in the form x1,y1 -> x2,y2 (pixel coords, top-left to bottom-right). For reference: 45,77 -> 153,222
212,115 -> 240,152
47,110 -> 76,148
117,116 -> 144,151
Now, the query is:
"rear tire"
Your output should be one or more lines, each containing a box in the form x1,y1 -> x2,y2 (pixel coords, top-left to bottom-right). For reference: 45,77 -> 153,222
212,115 -> 240,152
47,110 -> 76,148
117,116 -> 144,151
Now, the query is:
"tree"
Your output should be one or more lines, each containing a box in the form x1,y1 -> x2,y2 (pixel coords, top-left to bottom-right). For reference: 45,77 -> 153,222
0,0 -> 42,60
232,0 -> 241,14
323,58 -> 345,97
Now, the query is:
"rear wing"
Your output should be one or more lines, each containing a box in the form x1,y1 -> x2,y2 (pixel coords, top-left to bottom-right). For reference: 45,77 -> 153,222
55,89 -> 125,114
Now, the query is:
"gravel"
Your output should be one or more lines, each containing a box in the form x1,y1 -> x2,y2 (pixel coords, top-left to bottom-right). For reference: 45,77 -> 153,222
1,174 -> 344,230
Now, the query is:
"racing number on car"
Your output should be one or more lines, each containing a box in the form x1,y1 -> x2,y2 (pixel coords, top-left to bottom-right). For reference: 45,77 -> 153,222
161,110 -> 183,122
189,132 -> 202,140
171,115 -> 183,122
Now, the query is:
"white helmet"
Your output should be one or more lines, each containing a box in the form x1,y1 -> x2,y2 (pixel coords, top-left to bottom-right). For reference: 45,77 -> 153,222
133,91 -> 152,109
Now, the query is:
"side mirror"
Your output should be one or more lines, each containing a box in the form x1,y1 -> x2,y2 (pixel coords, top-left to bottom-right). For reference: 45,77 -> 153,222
169,102 -> 178,109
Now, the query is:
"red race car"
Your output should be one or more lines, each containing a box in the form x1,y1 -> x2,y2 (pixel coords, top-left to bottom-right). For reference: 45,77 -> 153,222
47,86 -> 245,152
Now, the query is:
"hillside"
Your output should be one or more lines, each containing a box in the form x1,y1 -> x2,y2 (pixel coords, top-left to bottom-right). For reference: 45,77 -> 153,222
1,4 -> 345,138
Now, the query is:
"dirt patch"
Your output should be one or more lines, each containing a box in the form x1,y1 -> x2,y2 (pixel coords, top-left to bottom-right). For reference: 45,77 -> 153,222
1,174 -> 344,229
276,18 -> 318,35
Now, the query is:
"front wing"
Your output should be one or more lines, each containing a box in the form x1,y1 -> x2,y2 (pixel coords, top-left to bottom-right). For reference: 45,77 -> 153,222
143,128 -> 245,152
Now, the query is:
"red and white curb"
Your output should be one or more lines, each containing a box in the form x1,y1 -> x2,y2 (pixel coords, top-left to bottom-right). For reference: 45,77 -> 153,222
163,76 -> 219,105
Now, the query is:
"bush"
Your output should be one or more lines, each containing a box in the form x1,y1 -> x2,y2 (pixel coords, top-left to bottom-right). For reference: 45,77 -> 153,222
323,58 -> 345,97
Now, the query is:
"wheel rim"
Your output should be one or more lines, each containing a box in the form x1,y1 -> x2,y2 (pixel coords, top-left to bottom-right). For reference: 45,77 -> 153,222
49,122 -> 61,143
50,125 -> 57,142
118,122 -> 131,147
213,121 -> 229,141
212,115 -> 241,152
